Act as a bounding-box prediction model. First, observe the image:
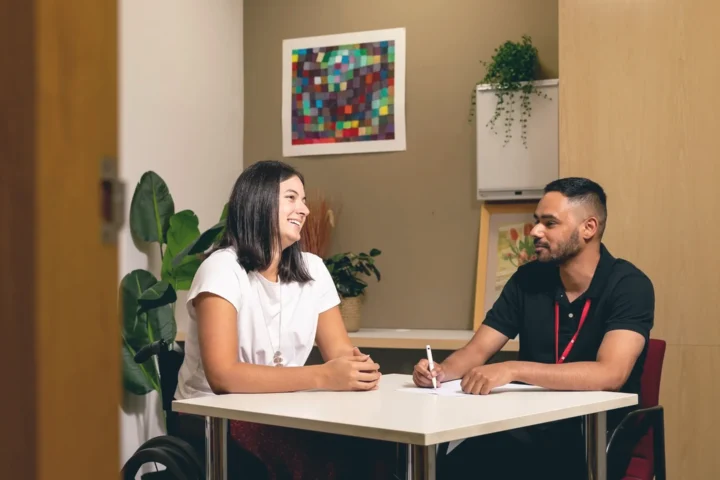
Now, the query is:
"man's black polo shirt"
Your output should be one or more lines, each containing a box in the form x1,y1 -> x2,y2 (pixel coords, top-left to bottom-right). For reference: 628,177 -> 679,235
483,243 -> 654,428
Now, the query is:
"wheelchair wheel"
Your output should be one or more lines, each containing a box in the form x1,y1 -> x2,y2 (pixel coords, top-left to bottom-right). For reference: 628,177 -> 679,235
121,444 -> 200,480
136,435 -> 204,479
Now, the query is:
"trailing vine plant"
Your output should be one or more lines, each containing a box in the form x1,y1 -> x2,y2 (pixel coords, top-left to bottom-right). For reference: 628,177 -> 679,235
468,35 -> 551,148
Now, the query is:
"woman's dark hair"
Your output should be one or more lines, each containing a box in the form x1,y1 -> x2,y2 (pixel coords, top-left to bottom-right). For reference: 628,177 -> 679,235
215,160 -> 313,283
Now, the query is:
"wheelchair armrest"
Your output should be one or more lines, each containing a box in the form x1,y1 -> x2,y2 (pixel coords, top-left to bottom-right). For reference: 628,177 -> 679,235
607,405 -> 666,480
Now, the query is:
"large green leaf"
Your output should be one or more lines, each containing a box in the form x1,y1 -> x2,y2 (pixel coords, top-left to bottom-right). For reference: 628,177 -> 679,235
171,220 -> 225,268
120,269 -> 158,338
215,202 -> 228,243
147,304 -> 176,344
138,280 -> 177,311
220,202 -> 229,222
129,171 -> 175,244
162,210 -> 202,290
120,270 -> 171,395
171,202 -> 228,268
122,339 -> 160,395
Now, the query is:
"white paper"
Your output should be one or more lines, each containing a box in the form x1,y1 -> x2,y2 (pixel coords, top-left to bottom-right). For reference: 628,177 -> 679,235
397,379 -> 466,397
488,383 -> 548,393
397,380 -> 547,397
447,439 -> 464,455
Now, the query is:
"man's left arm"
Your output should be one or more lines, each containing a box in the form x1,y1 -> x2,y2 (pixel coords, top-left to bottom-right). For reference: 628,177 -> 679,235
461,274 -> 654,394
512,273 -> 654,391
509,330 -> 646,391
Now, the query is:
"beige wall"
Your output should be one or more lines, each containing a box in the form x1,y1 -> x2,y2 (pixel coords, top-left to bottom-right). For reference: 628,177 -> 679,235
119,0 -> 244,472
244,0 -> 558,330
559,0 -> 720,477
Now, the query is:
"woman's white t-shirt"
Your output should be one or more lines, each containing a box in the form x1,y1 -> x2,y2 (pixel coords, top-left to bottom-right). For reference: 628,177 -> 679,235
175,248 -> 341,400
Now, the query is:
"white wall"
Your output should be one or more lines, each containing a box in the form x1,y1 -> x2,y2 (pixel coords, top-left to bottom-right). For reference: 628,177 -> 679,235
118,0 -> 244,473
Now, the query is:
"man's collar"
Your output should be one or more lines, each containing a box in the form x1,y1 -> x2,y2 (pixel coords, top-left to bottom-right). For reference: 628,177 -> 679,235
551,243 -> 615,300
585,243 -> 615,299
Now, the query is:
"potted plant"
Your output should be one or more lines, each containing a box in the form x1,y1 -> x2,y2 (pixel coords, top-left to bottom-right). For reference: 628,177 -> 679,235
121,171 -> 227,406
468,34 -> 551,148
324,249 -> 382,332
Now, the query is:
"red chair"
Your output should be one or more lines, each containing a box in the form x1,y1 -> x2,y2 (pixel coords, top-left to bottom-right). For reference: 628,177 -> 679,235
607,338 -> 667,480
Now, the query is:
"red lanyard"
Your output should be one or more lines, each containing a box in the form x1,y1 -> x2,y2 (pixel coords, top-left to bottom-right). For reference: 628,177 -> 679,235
555,299 -> 591,364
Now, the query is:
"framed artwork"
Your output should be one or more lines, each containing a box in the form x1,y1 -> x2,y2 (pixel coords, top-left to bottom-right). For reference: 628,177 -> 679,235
281,28 -> 406,157
473,201 -> 539,331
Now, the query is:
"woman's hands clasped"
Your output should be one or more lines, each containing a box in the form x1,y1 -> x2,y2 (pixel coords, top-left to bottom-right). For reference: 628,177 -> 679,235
320,347 -> 381,391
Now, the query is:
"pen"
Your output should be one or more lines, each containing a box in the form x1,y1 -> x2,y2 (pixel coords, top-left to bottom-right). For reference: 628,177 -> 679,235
426,344 -> 437,389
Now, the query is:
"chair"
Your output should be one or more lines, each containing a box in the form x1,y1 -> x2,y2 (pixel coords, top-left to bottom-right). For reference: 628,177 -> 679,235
607,338 -> 667,480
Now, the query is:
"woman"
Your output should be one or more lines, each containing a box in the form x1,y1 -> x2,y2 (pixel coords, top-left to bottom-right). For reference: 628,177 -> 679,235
174,160 -> 396,479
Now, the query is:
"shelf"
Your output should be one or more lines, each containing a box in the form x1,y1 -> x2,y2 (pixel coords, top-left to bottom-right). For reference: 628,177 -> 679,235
175,328 -> 520,352
347,328 -> 519,351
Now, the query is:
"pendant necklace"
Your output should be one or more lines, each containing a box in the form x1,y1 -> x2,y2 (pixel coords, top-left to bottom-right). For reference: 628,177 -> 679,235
256,274 -> 284,367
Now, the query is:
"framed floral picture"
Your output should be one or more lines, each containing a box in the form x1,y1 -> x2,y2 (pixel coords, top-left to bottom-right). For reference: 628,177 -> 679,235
473,201 -> 539,330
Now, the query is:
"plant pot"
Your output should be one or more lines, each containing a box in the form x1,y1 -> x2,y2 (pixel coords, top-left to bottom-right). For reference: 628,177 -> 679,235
339,296 -> 363,332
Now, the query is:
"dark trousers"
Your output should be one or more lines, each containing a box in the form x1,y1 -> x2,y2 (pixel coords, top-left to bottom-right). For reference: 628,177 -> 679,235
437,420 -> 587,480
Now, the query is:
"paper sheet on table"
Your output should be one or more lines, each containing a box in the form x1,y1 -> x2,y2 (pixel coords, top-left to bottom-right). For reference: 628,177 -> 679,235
397,379 -> 547,397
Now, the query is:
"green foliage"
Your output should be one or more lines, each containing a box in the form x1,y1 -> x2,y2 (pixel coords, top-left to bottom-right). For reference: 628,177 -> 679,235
121,270 -> 175,395
129,171 -> 174,244
324,249 -> 382,298
468,35 -> 550,148
121,171 -> 227,395
161,210 -> 203,291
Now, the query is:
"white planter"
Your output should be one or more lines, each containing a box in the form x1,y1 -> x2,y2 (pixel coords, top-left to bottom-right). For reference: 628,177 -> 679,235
475,79 -> 559,201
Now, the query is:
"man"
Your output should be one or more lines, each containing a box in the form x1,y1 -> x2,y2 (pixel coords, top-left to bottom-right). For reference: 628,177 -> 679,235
413,177 -> 654,480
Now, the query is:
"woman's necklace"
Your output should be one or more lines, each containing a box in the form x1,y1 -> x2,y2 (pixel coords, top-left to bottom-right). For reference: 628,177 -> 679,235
255,274 -> 284,367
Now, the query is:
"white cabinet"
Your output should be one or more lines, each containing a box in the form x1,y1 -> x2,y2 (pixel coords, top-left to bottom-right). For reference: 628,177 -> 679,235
475,79 -> 559,201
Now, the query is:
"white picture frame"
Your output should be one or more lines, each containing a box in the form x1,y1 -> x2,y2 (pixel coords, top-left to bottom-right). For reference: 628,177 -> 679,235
281,28 -> 406,157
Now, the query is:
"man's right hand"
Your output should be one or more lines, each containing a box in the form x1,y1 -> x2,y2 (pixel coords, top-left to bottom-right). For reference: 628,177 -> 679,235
413,358 -> 446,387
320,355 -> 381,391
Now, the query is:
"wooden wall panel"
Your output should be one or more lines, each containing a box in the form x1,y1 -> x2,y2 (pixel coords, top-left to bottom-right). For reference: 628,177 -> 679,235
660,345 -> 720,479
560,0 -> 720,346
560,0 -> 720,477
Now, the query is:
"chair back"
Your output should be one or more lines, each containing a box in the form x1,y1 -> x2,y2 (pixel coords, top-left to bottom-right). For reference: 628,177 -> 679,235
625,338 -> 666,479
158,345 -> 186,435
639,338 -> 666,408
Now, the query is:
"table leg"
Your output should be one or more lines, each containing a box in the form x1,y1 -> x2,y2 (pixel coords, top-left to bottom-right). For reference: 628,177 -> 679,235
406,444 -> 436,480
584,412 -> 607,480
205,416 -> 227,480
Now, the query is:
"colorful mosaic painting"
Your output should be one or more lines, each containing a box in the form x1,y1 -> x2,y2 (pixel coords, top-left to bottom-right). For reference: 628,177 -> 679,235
282,29 -> 406,157
291,41 -> 395,145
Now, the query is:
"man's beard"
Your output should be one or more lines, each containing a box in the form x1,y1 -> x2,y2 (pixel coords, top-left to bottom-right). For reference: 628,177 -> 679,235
536,230 -> 582,265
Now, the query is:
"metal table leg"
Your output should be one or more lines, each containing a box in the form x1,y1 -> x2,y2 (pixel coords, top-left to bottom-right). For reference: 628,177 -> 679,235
406,444 -> 436,480
585,412 -> 607,480
205,416 -> 228,480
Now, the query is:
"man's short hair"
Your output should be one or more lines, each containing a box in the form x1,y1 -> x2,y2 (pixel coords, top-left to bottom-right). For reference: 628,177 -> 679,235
544,177 -> 607,238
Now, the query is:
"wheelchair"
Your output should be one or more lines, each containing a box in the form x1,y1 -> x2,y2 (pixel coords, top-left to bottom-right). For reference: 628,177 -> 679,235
120,340 -> 205,480
121,340 -> 271,479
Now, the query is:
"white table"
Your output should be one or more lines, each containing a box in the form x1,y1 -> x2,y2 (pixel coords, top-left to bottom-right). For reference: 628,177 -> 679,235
172,374 -> 637,480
